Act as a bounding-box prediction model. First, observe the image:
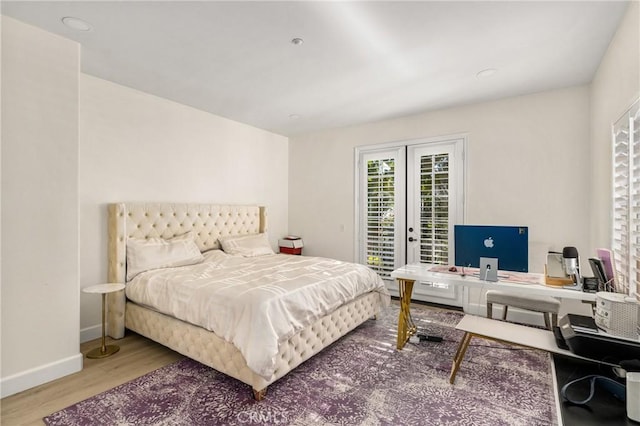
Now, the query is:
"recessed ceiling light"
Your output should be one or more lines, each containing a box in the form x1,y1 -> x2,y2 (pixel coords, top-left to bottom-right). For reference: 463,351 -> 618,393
291,38 -> 304,46
476,68 -> 498,79
288,114 -> 301,120
62,16 -> 92,32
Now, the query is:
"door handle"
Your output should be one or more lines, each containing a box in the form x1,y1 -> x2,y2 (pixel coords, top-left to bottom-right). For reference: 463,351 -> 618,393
408,237 -> 415,242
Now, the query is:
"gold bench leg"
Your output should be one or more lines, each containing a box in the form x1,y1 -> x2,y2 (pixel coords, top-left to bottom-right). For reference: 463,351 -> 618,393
449,332 -> 473,384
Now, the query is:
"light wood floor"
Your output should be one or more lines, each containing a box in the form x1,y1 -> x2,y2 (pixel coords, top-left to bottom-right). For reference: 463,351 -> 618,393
1,333 -> 184,425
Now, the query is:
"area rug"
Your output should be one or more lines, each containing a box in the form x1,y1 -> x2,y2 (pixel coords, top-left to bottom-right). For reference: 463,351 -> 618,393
45,305 -> 556,425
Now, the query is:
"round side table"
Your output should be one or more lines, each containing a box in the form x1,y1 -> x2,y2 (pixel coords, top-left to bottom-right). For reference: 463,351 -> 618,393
83,283 -> 125,359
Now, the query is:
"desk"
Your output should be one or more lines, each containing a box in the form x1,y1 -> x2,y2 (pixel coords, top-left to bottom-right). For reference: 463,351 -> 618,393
391,263 -> 596,350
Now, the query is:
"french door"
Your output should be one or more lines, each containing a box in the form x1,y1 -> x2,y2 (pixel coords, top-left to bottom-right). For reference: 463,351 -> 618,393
356,137 -> 465,306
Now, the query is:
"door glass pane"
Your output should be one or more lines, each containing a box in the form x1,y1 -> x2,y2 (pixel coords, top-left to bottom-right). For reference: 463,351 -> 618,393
366,158 -> 396,279
420,153 -> 450,264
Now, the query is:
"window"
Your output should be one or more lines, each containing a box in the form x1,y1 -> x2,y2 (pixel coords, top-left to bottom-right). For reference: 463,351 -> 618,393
612,99 -> 639,297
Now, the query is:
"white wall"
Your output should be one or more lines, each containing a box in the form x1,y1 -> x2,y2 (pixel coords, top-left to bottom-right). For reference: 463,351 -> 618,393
1,16 -> 82,397
288,2 -> 640,321
79,75 -> 289,338
590,1 -> 640,250
289,86 -> 591,272
1,1 -> 636,398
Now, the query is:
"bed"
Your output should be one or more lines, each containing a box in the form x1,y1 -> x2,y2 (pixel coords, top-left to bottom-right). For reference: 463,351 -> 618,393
105,203 -> 390,400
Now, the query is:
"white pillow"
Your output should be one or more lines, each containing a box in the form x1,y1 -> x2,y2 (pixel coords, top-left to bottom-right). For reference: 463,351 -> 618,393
126,232 -> 204,281
218,233 -> 275,257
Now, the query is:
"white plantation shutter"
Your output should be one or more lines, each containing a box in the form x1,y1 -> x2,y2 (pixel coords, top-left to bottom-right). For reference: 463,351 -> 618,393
358,148 -> 405,280
366,158 -> 395,277
612,99 -> 639,298
419,153 -> 451,265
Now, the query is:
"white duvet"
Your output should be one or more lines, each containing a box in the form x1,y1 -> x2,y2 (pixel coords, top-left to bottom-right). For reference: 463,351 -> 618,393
126,250 -> 390,378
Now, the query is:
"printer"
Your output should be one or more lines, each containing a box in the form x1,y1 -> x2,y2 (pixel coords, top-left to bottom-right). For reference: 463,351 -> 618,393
556,314 -> 640,364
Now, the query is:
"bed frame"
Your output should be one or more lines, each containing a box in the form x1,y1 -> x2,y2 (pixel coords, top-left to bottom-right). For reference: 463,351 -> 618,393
106,202 -> 384,400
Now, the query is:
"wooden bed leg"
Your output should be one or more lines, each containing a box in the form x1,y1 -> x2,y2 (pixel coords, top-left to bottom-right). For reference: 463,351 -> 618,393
253,387 -> 267,401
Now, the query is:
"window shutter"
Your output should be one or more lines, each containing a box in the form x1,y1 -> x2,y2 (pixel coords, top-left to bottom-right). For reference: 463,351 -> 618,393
419,153 -> 450,264
365,157 -> 397,279
632,103 -> 640,300
612,99 -> 639,297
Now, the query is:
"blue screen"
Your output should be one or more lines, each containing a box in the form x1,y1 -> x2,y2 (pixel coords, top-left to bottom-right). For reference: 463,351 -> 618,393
454,225 -> 529,272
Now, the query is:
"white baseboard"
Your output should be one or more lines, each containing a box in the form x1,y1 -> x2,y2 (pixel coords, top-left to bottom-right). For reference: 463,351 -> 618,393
80,323 -> 102,344
1,325 -> 101,398
1,353 -> 83,398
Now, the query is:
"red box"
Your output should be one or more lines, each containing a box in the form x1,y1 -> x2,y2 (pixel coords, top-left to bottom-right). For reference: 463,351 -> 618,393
280,246 -> 302,255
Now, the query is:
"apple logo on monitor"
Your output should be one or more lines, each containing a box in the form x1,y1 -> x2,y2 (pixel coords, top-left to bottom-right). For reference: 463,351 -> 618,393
484,237 -> 494,248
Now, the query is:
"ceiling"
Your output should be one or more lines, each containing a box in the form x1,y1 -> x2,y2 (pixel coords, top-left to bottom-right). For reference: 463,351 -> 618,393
2,1 -> 630,136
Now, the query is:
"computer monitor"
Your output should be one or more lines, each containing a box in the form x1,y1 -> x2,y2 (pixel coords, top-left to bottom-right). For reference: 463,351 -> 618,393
454,225 -> 529,272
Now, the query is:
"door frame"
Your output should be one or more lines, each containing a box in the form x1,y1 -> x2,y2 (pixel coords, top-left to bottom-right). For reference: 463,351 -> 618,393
406,140 -> 466,266
354,133 -> 468,270
355,145 -> 407,278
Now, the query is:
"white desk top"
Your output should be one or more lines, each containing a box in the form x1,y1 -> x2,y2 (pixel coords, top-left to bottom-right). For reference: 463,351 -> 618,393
391,263 -> 596,302
83,283 -> 125,294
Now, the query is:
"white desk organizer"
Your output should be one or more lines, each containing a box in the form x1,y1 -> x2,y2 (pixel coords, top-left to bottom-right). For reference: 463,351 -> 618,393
594,292 -> 639,339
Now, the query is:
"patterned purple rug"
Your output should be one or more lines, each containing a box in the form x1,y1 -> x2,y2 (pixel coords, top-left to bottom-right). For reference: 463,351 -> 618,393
44,305 -> 556,425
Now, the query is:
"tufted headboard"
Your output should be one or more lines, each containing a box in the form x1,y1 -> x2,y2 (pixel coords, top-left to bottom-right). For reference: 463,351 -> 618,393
106,202 -> 267,338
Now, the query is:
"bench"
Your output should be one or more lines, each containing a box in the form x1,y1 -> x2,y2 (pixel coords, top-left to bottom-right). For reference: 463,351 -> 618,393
449,314 -> 601,384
